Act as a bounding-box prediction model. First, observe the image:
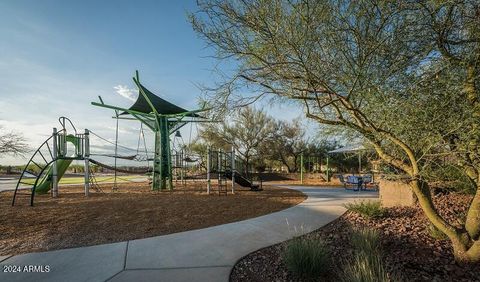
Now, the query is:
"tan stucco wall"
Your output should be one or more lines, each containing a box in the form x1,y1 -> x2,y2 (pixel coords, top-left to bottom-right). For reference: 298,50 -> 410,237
379,179 -> 416,207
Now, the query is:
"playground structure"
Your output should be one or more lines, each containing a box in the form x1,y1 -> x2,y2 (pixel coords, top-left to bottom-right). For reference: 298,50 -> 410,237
206,148 -> 261,194
91,71 -> 208,191
12,117 -> 91,206
11,71 -> 261,206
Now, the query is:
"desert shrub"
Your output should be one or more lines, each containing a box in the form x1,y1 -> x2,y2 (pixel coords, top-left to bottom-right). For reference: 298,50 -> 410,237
283,237 -> 330,279
345,201 -> 386,219
341,229 -> 393,282
427,224 -> 448,240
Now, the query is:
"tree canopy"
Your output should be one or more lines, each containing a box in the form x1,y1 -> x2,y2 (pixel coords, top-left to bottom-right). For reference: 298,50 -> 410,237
191,0 -> 480,262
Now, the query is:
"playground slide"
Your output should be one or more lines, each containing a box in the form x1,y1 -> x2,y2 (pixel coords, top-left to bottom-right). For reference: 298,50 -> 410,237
35,159 -> 73,194
35,134 -> 81,194
224,171 -> 261,191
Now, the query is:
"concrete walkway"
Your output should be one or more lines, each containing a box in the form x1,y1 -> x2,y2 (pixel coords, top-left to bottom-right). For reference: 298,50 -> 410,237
0,186 -> 378,282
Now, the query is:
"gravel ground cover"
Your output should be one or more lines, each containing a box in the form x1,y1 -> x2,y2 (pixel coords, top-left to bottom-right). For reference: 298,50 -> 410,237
231,192 -> 479,282
0,182 -> 305,256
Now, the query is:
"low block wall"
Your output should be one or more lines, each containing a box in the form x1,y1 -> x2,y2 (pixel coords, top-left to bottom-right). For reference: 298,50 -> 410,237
379,179 -> 416,207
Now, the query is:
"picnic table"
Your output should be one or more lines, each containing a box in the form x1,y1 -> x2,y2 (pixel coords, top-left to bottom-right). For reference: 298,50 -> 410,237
339,174 -> 378,191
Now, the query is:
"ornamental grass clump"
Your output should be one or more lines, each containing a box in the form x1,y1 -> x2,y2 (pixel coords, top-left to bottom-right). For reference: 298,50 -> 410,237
283,237 -> 330,280
341,229 -> 394,282
345,201 -> 386,219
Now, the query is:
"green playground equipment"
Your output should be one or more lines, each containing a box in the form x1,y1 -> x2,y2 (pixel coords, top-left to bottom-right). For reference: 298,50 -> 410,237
35,134 -> 81,194
12,117 -> 90,206
92,71 -> 208,191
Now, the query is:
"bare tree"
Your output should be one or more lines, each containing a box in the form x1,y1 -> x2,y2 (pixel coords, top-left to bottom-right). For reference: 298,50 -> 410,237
0,128 -> 28,156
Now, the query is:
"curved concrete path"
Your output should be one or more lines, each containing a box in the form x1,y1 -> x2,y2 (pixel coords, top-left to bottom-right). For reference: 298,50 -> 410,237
0,186 -> 378,282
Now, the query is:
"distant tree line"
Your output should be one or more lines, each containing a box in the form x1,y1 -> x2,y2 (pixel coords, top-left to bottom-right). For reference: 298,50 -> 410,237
189,107 -> 360,173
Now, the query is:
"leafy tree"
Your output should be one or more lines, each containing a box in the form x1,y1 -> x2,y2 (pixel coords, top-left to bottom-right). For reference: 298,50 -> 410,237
265,118 -> 307,173
198,107 -> 276,172
191,0 -> 480,262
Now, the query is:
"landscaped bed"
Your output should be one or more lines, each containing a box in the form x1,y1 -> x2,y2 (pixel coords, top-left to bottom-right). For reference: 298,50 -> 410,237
0,182 -> 305,256
231,192 -> 480,282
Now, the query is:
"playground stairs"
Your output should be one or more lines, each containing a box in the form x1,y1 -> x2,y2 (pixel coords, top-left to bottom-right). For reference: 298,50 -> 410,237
89,168 -> 104,193
218,172 -> 228,196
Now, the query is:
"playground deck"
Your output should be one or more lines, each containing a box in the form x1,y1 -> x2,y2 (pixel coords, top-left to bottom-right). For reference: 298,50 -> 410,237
0,183 -> 305,256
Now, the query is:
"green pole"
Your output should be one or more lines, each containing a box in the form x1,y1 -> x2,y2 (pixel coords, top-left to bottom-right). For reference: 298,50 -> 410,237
159,116 -> 172,190
153,127 -> 161,191
300,153 -> 304,184
326,155 -> 330,182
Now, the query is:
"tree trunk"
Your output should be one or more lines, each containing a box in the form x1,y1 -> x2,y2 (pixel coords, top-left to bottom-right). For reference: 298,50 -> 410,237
465,177 -> 480,241
409,179 -> 480,263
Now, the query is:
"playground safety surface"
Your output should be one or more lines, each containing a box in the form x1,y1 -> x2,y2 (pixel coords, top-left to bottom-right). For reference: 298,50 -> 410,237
0,182 -> 305,256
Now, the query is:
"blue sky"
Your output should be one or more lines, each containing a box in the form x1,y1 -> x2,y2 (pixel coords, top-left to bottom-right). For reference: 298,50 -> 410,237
0,0 -> 306,165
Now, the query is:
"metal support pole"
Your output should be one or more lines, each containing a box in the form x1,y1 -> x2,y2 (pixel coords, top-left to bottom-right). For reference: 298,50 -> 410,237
84,129 -> 90,197
153,116 -> 171,190
207,146 -> 211,194
165,120 -> 173,190
358,153 -> 362,174
52,128 -> 58,198
113,110 -> 119,191
180,149 -> 185,186
231,147 -> 235,194
300,153 -> 304,184
218,149 -> 221,191
153,129 -> 161,190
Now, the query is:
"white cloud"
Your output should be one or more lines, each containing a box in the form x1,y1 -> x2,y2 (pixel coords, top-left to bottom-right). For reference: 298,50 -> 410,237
113,85 -> 137,102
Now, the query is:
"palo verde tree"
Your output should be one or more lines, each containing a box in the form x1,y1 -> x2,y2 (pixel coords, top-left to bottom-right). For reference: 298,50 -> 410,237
191,0 -> 480,262
198,106 -> 276,172
265,118 -> 308,173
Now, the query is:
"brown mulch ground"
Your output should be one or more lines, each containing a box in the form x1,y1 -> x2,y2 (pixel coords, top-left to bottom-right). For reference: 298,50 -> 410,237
0,182 -> 305,256
231,192 -> 480,282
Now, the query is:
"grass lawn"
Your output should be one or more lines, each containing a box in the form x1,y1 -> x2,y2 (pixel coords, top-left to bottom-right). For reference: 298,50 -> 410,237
23,175 -> 145,185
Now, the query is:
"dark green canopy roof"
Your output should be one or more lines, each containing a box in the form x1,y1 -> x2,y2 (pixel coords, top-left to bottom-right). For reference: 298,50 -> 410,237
124,82 -> 199,117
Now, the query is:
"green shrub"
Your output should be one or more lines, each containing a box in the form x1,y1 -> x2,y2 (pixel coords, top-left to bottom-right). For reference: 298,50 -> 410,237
283,237 -> 330,279
340,229 -> 393,282
427,224 -> 448,240
345,201 -> 386,219
422,164 -> 476,194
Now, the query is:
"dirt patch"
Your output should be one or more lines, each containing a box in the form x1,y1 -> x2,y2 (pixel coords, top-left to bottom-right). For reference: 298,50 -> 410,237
231,192 -> 480,282
0,182 -> 305,256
